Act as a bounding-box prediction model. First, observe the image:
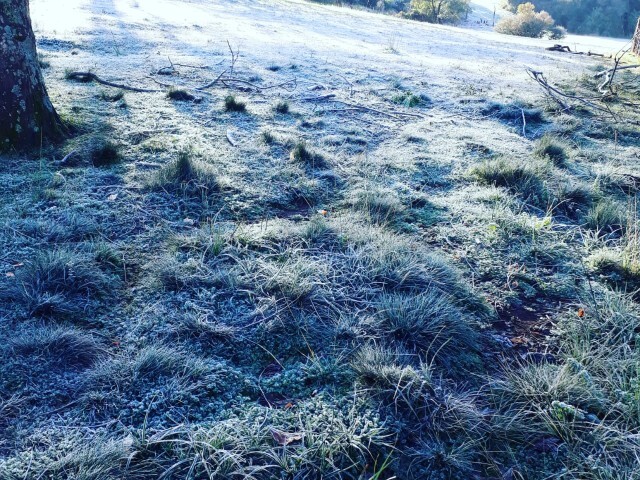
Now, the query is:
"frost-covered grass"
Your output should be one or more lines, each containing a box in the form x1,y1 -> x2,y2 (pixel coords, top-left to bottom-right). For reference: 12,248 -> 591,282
2,0 -> 640,478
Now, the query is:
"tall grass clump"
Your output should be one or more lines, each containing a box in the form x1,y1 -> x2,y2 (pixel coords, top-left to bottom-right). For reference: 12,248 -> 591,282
585,199 -> 625,234
147,148 -> 219,195
0,249 -> 112,316
374,291 -> 479,367
224,95 -> 246,112
469,157 -> 548,206
348,186 -> 406,224
534,134 -> 569,167
289,141 -> 328,169
10,325 -> 103,368
489,289 -> 640,477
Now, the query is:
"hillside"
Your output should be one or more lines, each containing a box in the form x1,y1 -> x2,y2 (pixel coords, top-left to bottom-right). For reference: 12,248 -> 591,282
2,0 -> 640,478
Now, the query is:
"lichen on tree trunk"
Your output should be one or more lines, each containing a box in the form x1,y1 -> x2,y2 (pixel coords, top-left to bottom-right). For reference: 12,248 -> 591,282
0,0 -> 66,151
634,17 -> 640,57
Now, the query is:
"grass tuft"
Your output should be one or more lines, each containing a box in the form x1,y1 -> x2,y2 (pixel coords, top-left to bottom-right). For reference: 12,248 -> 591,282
348,186 -> 406,224
10,325 -> 103,368
99,90 -> 125,102
224,95 -> 246,112
167,88 -> 195,102
260,130 -> 276,145
147,147 -> 219,195
534,134 -> 569,167
585,199 -> 625,234
289,141 -> 327,168
274,100 -> 289,114
469,157 -> 548,206
0,249 -> 112,317
374,291 -> 479,365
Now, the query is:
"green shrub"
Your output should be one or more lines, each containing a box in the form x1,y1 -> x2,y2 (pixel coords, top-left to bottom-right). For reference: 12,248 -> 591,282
402,0 -> 471,24
496,2 -> 564,39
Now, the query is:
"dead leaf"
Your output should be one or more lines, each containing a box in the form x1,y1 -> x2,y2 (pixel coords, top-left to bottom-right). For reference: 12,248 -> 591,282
271,429 -> 303,446
510,336 -> 529,346
577,308 -> 585,318
5,272 -> 15,278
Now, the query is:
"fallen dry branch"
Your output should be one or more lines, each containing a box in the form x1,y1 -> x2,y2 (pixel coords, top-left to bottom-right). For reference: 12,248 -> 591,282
594,64 -> 640,79
65,71 -> 161,93
546,44 -> 571,53
220,77 -> 297,92
526,68 -> 615,118
196,69 -> 229,90
545,44 -> 606,57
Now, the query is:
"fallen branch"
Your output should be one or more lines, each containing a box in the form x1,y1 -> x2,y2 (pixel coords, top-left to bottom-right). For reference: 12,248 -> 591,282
597,54 -> 622,95
226,129 -> 238,147
55,150 -> 77,166
220,77 -> 297,92
545,44 -> 606,57
526,68 -> 615,118
299,94 -> 337,102
65,71 -> 160,93
546,44 -> 571,53
594,64 -> 640,79
196,69 -> 228,90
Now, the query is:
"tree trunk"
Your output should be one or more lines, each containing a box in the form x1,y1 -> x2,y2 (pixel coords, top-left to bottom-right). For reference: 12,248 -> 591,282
0,0 -> 66,152
634,17 -> 640,57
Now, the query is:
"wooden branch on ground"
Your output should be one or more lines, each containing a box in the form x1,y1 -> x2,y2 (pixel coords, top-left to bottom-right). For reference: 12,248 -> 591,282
65,72 -> 160,93
546,44 -> 571,53
545,44 -> 606,57
196,69 -> 228,90
527,68 -> 616,119
594,64 -> 640,79
597,54 -> 622,95
226,129 -> 237,147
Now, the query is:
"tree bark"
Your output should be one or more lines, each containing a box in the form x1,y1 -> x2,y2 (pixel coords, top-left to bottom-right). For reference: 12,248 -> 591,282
634,17 -> 640,57
0,0 -> 66,152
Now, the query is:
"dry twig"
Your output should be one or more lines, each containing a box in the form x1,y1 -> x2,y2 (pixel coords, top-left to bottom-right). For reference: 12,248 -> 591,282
65,71 -> 160,93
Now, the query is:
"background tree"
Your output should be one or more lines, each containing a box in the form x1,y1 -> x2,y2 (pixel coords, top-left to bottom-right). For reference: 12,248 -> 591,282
0,0 -> 66,152
405,0 -> 470,23
505,0 -> 640,38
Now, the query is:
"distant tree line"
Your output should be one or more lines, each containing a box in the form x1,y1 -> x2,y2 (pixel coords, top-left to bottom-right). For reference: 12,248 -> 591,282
506,0 -> 640,38
310,0 -> 471,24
